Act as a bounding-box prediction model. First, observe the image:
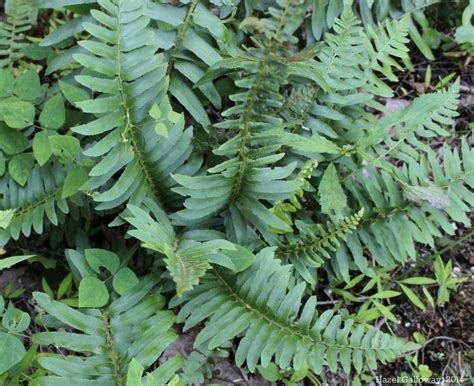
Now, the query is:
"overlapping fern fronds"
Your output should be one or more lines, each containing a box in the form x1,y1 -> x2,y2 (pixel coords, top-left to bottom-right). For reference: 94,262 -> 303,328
0,0 -> 472,382
32,275 -> 182,385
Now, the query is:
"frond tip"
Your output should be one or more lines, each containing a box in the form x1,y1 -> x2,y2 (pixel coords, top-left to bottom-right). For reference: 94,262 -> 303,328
124,198 -> 253,296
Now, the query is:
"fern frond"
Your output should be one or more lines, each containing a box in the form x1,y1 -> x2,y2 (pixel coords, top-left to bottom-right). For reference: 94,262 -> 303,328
124,198 -> 248,296
0,164 -> 71,246
310,0 -> 436,60
0,0 -> 37,68
317,6 -> 367,93
148,0 -> 224,128
172,0 -> 340,237
32,276 -> 181,385
290,7 -> 411,150
331,137 -> 474,280
364,16 -> 410,96
371,80 -> 460,146
71,0 -> 194,211
174,249 -> 418,375
276,210 -> 364,284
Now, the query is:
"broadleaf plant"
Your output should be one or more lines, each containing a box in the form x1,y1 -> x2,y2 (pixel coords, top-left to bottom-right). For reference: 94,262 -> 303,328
0,0 -> 472,384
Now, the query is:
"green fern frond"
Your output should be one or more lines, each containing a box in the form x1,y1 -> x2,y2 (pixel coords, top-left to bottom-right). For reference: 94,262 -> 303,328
0,164 -> 71,246
32,276 -> 181,385
310,0 -> 436,62
276,209 -> 364,284
172,0 -> 340,237
124,198 -> 249,296
364,16 -> 410,96
71,0 -> 194,211
0,0 -> 37,68
174,249 -> 418,375
148,0 -> 224,128
330,137 -> 474,279
290,7 -> 411,150
371,80 -> 460,147
269,159 -> 317,234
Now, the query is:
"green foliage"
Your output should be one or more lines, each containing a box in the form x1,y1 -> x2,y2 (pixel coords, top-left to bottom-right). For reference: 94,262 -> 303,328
173,249 -> 418,375
454,0 -> 474,53
124,198 -> 255,295
69,0 -> 196,211
0,297 -> 31,374
0,0 -> 472,384
310,0 -> 438,60
32,275 -> 181,385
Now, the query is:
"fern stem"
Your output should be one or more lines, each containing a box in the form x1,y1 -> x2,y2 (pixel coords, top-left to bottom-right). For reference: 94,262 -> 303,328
228,55 -> 270,204
11,189 -> 61,218
113,2 -> 166,207
129,130 -> 167,208
212,269 -> 381,352
167,0 -> 198,76
102,310 -> 124,386
228,0 -> 292,205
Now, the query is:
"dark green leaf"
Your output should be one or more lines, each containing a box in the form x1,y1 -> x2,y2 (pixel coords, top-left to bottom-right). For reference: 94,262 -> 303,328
8,153 -> 34,186
40,95 -> 66,130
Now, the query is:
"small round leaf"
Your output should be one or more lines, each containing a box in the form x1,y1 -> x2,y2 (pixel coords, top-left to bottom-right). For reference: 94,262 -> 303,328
78,276 -> 109,308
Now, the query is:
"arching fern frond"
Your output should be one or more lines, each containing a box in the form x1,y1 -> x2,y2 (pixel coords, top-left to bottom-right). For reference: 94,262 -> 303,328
173,249 -> 418,375
32,275 -> 182,385
72,0 -> 195,211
